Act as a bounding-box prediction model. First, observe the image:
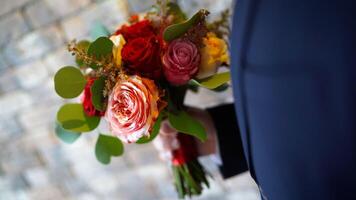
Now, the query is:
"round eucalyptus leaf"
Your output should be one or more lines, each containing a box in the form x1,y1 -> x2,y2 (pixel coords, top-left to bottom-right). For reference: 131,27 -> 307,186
54,66 -> 86,98
57,103 -> 100,132
87,37 -> 113,69
90,22 -> 111,39
95,134 -> 124,164
55,122 -> 81,144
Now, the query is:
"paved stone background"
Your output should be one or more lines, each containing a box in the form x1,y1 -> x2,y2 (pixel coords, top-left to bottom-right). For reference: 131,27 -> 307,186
0,0 -> 260,199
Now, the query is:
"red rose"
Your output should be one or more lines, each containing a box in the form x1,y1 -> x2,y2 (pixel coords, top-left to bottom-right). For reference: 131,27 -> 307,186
162,38 -> 200,85
122,35 -> 162,77
115,20 -> 155,41
82,78 -> 105,117
116,19 -> 163,78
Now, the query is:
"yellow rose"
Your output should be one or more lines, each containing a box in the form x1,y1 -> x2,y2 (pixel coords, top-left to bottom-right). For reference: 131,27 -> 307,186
110,34 -> 126,67
197,32 -> 230,79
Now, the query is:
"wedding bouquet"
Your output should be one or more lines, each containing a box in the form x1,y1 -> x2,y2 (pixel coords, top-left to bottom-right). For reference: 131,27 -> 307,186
54,1 -> 230,198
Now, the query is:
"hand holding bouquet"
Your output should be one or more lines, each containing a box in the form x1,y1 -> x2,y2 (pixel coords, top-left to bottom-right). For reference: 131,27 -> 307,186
54,1 -> 231,198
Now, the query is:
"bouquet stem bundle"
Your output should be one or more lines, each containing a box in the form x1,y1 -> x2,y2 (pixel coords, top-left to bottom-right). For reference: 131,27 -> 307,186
171,133 -> 210,198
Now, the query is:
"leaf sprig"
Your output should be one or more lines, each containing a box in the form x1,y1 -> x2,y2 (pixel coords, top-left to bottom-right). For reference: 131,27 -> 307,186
67,40 -> 115,71
67,39 -> 126,98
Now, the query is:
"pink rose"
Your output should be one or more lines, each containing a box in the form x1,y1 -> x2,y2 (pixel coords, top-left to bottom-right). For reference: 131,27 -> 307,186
162,39 -> 200,85
105,76 -> 160,143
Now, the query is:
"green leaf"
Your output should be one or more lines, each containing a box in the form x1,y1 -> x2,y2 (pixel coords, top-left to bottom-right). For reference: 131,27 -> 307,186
90,22 -> 111,40
136,113 -> 163,144
57,103 -> 100,132
163,9 -> 209,42
189,160 -> 210,188
191,71 -> 231,90
168,111 -> 207,142
91,76 -> 106,111
87,37 -> 113,69
55,122 -> 81,144
212,83 -> 229,92
167,2 -> 187,23
95,134 -> 124,164
75,40 -> 91,67
179,164 -> 202,195
54,66 -> 86,98
187,81 -> 199,93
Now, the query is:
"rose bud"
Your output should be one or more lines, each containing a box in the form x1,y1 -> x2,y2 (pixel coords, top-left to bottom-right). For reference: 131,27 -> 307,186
197,32 -> 230,79
105,75 -> 160,143
162,38 -> 200,85
82,78 -> 105,117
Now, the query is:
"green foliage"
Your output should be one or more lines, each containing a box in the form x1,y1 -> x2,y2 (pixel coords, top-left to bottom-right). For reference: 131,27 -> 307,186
168,111 -> 207,142
90,22 -> 111,40
189,160 -> 209,188
172,166 -> 185,198
75,40 -> 91,67
55,122 -> 81,144
179,164 -> 201,194
172,160 -> 209,198
167,2 -> 187,23
136,113 -> 163,144
163,9 -> 209,42
91,76 -> 106,111
87,37 -> 113,69
54,66 -> 86,98
57,103 -> 100,132
212,83 -> 229,92
187,81 -> 199,93
95,134 -> 124,164
190,72 -> 231,90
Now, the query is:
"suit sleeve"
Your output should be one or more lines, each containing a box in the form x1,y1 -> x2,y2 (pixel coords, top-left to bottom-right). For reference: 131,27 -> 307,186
207,104 -> 248,179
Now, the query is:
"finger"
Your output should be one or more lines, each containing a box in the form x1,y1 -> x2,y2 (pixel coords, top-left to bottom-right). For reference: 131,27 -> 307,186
153,133 -> 179,149
160,135 -> 178,150
160,120 -> 177,135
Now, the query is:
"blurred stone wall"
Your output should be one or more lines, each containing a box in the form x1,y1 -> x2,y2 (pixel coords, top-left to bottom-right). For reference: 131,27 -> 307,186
0,0 -> 259,199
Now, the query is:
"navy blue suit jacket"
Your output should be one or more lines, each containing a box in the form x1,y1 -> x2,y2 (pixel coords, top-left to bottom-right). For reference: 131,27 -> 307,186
208,0 -> 356,199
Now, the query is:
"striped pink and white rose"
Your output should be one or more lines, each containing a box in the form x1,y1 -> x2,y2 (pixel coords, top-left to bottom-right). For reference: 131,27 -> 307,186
106,75 -> 160,143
